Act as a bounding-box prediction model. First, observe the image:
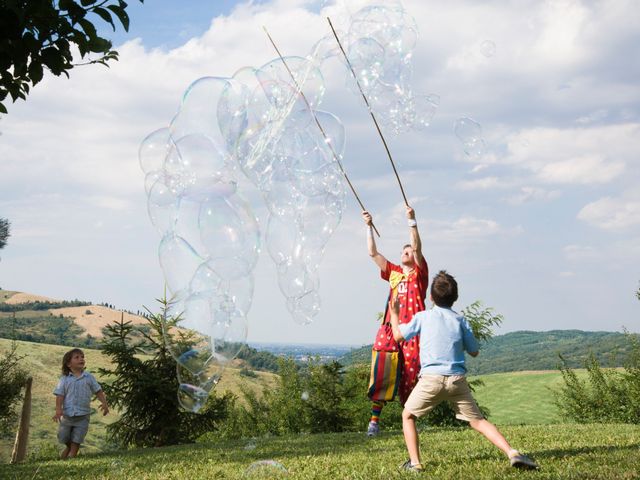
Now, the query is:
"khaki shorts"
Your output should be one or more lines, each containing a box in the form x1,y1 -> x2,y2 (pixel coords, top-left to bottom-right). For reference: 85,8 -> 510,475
404,374 -> 484,422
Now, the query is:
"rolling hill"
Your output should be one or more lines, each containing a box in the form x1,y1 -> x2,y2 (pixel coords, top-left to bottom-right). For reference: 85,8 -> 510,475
340,329 -> 637,374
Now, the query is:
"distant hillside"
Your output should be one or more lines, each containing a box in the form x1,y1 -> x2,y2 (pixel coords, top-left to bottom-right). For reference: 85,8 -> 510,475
0,289 -> 282,373
340,330 -> 637,375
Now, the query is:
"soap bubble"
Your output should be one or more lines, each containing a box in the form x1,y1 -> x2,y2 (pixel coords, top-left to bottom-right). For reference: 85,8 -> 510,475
480,40 -> 496,58
245,460 -> 288,478
454,117 -> 486,157
177,383 -> 209,413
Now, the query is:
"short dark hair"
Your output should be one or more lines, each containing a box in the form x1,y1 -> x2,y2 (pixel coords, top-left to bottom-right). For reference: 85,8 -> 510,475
62,348 -> 84,376
402,244 -> 411,250
431,270 -> 458,308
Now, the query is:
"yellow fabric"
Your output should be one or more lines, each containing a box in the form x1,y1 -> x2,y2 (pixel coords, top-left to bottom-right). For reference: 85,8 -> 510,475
388,270 -> 407,290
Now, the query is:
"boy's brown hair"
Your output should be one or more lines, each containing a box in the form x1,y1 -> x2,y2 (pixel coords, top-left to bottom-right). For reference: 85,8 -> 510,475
61,348 -> 84,376
430,270 -> 458,308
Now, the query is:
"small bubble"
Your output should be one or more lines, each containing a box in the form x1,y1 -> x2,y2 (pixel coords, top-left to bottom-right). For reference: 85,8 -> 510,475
480,40 -> 496,57
245,460 -> 288,477
301,391 -> 310,401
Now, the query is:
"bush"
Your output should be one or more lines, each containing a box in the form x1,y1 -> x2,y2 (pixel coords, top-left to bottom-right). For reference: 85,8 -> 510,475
555,331 -> 640,424
0,342 -> 29,435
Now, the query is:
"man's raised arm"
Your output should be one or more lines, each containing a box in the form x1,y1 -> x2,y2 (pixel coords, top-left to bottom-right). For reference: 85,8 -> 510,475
363,211 -> 388,271
407,206 -> 424,266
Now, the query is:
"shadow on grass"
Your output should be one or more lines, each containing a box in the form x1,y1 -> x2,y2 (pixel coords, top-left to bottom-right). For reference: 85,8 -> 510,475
530,442 -> 640,460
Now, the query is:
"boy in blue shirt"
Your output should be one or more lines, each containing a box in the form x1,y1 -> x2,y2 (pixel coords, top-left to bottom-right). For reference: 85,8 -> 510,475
390,270 -> 538,472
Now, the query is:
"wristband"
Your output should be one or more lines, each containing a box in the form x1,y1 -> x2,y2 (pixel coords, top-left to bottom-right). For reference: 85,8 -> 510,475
407,218 -> 417,227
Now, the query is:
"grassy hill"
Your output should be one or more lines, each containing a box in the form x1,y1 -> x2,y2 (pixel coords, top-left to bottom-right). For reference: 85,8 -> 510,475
0,338 -> 277,463
1,424 -> 638,479
341,330 -> 636,374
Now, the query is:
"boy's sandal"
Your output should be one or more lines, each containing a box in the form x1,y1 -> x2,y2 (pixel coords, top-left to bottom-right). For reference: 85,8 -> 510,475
399,459 -> 425,473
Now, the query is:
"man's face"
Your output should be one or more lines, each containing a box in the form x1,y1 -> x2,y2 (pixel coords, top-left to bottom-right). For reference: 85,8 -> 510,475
401,246 -> 415,266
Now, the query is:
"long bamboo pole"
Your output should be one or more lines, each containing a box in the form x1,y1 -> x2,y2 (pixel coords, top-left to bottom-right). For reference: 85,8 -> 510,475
327,17 -> 409,206
263,26 -> 381,237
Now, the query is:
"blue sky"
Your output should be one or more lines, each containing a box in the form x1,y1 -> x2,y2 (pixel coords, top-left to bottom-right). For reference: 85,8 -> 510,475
1,0 -> 639,345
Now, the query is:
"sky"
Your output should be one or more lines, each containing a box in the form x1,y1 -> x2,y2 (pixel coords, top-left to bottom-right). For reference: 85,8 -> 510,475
1,0 -> 639,346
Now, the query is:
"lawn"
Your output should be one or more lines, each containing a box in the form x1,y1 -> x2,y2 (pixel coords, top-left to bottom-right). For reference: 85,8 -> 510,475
0,424 -> 638,479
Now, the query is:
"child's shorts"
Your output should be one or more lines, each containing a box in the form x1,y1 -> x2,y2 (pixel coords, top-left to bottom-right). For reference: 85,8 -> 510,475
57,415 -> 90,445
403,374 -> 484,422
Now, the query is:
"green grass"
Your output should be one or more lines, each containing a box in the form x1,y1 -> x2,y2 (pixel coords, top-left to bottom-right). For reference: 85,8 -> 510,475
1,424 -> 638,479
0,339 -> 276,462
472,371 -> 578,425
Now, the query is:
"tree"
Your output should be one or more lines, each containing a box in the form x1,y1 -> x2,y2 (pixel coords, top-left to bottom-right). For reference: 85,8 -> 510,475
0,341 -> 29,435
0,217 -> 9,250
0,0 -> 144,114
98,298 -> 232,448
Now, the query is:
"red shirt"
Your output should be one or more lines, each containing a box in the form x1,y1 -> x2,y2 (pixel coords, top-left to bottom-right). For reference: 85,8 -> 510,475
382,256 -> 429,325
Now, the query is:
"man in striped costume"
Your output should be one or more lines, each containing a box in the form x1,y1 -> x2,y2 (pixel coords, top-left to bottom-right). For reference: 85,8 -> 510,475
363,206 -> 428,436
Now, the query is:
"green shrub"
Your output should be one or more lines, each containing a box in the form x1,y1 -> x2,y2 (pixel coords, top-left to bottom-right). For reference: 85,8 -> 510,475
555,332 -> 640,424
0,341 -> 28,435
99,297 -> 232,447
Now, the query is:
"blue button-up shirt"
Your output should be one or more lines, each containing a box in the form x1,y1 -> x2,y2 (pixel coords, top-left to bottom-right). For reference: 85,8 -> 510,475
399,305 -> 479,376
53,371 -> 102,417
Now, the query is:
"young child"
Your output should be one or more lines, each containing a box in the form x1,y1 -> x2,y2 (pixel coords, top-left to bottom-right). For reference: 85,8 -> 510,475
389,271 -> 538,472
52,348 -> 109,459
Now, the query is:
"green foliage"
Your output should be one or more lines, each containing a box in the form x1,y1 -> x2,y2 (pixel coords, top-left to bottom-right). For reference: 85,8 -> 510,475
221,341 -> 280,372
0,312 -> 95,347
462,300 -> 503,344
219,358 -> 368,438
0,218 -> 9,250
554,331 -> 640,424
0,0 -> 143,114
0,341 -> 28,435
98,297 -> 232,448
0,299 -> 91,311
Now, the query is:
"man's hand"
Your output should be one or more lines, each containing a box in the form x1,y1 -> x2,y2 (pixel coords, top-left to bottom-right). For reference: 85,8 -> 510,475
406,205 -> 416,220
389,296 -> 405,342
52,410 -> 63,423
99,402 -> 109,416
362,210 -> 373,226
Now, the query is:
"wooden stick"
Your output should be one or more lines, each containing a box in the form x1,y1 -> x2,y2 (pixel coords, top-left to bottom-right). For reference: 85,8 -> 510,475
326,17 -> 409,207
263,26 -> 381,237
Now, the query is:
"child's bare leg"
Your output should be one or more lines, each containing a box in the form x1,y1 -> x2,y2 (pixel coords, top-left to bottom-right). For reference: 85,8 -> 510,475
468,419 -> 512,455
402,409 -> 421,465
60,443 -> 70,460
67,442 -> 80,458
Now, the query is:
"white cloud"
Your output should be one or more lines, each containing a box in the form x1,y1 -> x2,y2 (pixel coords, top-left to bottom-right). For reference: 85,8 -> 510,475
499,124 -> 638,186
430,216 -> 522,243
456,176 -> 505,191
578,197 -> 640,230
537,154 -> 624,184
507,186 -> 560,205
564,244 -> 599,262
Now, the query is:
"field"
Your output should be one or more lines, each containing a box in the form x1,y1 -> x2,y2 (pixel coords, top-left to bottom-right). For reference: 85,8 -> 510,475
0,338 -> 277,462
1,424 -> 638,479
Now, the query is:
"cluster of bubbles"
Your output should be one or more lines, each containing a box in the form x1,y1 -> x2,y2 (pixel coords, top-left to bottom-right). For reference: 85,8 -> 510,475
312,3 -> 439,134
139,1 -> 452,412
140,56 -> 347,410
454,117 -> 485,158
